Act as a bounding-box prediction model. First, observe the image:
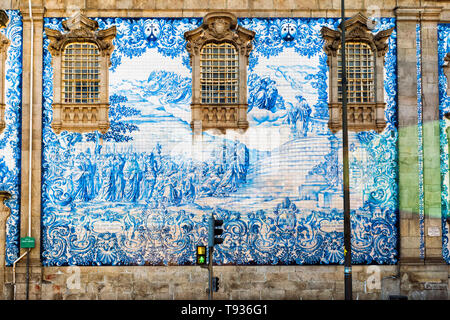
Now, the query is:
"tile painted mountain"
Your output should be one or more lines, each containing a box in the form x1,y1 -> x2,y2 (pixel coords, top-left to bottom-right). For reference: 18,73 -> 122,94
39,17 -> 398,266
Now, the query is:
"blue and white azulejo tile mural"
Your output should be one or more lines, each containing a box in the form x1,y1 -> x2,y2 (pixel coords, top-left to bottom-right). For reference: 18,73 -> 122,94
0,10 -> 23,266
41,17 -> 398,266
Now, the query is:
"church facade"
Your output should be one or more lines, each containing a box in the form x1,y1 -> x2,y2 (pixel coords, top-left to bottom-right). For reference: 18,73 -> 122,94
0,0 -> 449,300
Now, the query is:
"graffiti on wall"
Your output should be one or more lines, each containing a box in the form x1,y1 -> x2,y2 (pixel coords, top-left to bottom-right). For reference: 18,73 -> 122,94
41,17 -> 398,266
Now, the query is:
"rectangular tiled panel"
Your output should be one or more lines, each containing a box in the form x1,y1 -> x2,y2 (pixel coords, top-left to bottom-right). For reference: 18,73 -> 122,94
41,17 -> 398,266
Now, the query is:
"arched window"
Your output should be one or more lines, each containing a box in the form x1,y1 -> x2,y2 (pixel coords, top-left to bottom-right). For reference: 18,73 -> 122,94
45,13 -> 116,134
338,42 -> 375,104
185,12 -> 255,133
62,43 -> 100,104
200,42 -> 239,105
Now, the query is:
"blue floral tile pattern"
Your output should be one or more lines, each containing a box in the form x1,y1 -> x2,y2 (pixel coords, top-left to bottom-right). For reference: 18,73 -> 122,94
41,17 -> 398,266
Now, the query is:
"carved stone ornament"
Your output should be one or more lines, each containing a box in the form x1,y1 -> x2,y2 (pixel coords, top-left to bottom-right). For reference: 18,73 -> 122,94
45,13 -> 116,134
321,13 -> 394,133
0,10 -> 9,135
184,12 -> 255,132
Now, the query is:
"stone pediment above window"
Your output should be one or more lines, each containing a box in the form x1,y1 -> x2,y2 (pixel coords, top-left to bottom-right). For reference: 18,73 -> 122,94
0,10 -> 9,135
322,13 -> 393,60
321,13 -> 394,134
45,13 -> 116,134
184,12 -> 255,133
45,13 -> 116,58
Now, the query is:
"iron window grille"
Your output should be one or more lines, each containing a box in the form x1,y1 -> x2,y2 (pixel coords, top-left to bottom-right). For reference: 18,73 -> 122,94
200,42 -> 239,105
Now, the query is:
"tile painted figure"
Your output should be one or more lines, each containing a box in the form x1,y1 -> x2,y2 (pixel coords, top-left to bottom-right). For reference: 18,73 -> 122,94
38,17 -> 399,266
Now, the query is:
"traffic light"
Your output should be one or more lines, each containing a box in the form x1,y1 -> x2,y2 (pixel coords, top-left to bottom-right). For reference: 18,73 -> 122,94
196,245 -> 207,265
208,215 -> 223,247
212,277 -> 219,292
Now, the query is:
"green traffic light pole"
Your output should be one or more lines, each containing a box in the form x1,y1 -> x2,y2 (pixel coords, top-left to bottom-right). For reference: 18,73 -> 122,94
340,0 -> 352,301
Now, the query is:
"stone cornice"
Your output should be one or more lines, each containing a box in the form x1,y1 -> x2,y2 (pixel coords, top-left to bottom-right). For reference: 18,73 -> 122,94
20,6 -> 46,21
394,7 -> 422,21
421,7 -> 443,21
395,6 -> 443,22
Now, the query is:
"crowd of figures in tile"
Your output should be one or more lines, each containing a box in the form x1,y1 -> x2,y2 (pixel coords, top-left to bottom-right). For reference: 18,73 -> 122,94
45,133 -> 250,208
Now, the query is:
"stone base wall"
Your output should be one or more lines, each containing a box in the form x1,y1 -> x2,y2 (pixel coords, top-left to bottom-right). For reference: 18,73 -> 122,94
1,264 -> 448,300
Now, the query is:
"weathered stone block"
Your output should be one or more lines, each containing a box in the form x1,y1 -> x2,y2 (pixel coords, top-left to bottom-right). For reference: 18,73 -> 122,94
251,0 -> 273,10
234,289 -> 261,299
259,288 -> 286,299
402,236 -> 421,249
209,0 -> 226,9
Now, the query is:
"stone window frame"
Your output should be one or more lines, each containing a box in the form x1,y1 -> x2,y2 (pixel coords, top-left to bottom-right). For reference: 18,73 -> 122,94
321,12 -> 394,133
45,13 -> 116,134
184,12 -> 255,133
0,10 -> 9,135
